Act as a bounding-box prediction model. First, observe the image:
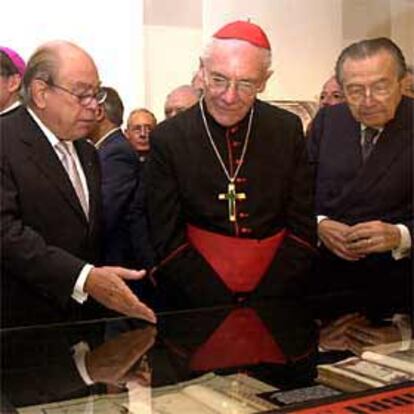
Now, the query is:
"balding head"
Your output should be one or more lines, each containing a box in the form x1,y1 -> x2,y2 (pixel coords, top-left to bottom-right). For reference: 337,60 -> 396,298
164,84 -> 200,119
22,41 -> 103,140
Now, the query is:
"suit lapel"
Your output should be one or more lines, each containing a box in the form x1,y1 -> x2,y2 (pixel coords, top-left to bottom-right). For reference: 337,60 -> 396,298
19,109 -> 89,223
335,98 -> 412,215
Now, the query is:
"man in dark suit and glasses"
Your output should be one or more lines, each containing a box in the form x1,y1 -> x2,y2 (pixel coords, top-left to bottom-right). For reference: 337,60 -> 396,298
0,40 -> 155,327
307,38 -> 412,313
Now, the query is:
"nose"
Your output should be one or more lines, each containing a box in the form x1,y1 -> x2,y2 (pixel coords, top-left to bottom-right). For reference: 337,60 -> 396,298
361,89 -> 375,105
221,82 -> 239,104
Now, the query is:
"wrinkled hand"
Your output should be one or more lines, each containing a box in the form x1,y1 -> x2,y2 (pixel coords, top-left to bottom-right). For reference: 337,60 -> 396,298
319,313 -> 368,351
85,266 -> 156,323
344,220 -> 401,256
86,325 -> 156,385
318,219 -> 364,261
346,324 -> 401,356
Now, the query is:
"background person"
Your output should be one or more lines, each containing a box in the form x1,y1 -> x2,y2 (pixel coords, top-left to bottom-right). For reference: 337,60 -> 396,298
0,46 -> 26,116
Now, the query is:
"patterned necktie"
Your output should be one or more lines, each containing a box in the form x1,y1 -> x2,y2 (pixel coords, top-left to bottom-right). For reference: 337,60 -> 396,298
56,141 -> 89,218
361,127 -> 379,162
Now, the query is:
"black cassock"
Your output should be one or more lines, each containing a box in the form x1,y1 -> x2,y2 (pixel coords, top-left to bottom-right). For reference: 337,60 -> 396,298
146,99 -> 316,308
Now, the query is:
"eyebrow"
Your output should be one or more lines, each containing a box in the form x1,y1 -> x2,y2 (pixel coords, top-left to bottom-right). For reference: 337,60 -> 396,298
209,70 -> 256,83
72,80 -> 102,92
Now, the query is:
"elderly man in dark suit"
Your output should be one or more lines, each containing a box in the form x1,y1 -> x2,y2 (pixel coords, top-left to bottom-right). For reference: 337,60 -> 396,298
0,41 -> 155,327
307,38 -> 412,313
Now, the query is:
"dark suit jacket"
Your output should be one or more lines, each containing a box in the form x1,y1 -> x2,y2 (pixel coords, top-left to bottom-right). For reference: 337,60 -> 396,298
0,107 -> 104,327
307,97 -> 413,313
308,96 -> 413,238
98,129 -> 141,266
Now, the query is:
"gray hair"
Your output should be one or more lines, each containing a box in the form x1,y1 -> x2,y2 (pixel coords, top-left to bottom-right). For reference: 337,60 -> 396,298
127,108 -> 157,127
20,45 -> 59,105
101,87 -> 124,126
201,38 -> 272,73
335,37 -> 407,86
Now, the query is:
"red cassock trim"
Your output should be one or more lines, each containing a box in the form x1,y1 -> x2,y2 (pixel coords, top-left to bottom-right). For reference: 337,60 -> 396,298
190,308 -> 286,371
187,225 -> 287,292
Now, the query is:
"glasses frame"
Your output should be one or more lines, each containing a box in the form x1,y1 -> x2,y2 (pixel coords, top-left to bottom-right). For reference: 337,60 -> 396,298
203,69 -> 259,97
46,81 -> 107,107
344,79 -> 398,103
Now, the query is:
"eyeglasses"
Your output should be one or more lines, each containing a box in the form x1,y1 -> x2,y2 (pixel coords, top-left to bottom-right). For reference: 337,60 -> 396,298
204,71 -> 258,97
46,81 -> 107,106
128,124 -> 153,134
345,81 -> 395,102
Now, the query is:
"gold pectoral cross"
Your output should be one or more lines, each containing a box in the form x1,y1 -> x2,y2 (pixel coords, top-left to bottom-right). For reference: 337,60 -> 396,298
218,182 -> 246,222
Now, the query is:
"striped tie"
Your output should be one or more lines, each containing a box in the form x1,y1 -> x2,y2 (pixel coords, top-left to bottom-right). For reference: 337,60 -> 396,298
56,141 -> 89,218
361,127 -> 379,162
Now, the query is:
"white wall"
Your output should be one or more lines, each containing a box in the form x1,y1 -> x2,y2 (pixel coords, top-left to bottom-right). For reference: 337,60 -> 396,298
1,0 -> 145,119
2,0 -> 413,122
203,0 -> 343,102
144,25 -> 202,121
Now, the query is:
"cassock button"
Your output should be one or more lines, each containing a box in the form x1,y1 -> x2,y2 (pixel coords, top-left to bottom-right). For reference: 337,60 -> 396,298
230,126 -> 239,134
239,212 -> 249,219
236,177 -> 247,183
232,140 -> 241,148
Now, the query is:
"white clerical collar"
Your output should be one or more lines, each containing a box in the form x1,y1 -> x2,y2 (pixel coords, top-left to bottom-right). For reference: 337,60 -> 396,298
95,127 -> 121,149
0,100 -> 21,115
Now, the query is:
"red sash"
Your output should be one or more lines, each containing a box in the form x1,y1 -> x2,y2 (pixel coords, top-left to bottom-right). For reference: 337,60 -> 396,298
190,308 -> 286,371
187,225 -> 287,292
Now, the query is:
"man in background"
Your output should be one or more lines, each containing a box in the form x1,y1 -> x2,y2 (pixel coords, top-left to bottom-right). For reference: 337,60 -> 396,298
402,65 -> 414,98
319,75 -> 345,108
0,46 -> 26,116
125,108 -> 157,163
164,84 -> 200,119
89,86 -> 141,268
1,41 -> 155,327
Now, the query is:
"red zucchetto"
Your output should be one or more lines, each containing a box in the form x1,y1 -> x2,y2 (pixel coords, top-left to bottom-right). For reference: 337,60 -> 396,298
213,20 -> 271,50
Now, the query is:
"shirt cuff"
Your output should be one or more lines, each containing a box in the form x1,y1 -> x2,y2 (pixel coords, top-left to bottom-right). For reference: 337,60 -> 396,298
72,341 -> 94,385
392,224 -> 412,260
317,215 -> 328,224
71,264 -> 93,304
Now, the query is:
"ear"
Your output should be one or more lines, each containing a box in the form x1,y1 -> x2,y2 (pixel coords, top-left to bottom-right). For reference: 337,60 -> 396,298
30,79 -> 49,109
257,69 -> 273,93
95,106 -> 105,122
7,74 -> 22,93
